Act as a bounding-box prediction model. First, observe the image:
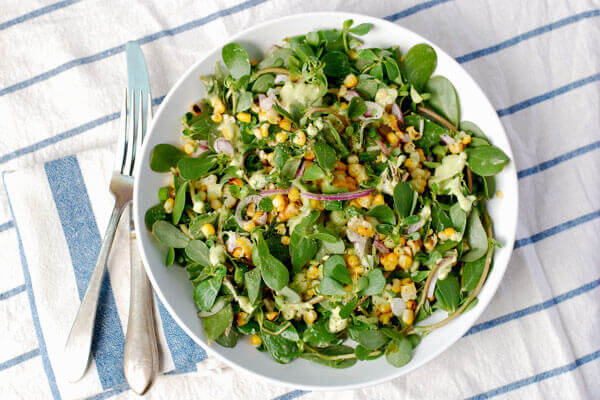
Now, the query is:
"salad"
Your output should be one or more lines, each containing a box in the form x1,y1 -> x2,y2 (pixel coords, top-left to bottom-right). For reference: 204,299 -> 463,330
145,20 -> 510,369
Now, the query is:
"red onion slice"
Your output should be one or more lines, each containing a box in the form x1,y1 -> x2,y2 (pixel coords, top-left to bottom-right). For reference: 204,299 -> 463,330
343,90 -> 360,102
258,94 -> 275,111
374,238 -> 390,254
214,138 -> 234,156
405,219 -> 425,234
295,160 -> 306,179
392,103 -> 404,127
440,134 -> 456,146
260,188 -> 291,196
375,139 -> 390,156
360,101 -> 384,120
301,188 -> 374,201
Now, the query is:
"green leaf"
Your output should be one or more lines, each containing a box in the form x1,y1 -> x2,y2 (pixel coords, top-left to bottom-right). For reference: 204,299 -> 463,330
393,182 -> 416,219
261,331 -> 301,364
466,145 -> 510,176
462,208 -> 488,262
202,303 -> 233,341
319,276 -> 346,296
172,182 -> 188,225
349,23 -> 372,36
356,329 -> 390,350
425,76 -> 460,127
302,163 -> 325,181
306,31 -> 320,46
367,205 -> 396,225
435,273 -> 460,312
460,121 -> 488,139
385,338 -> 413,367
152,220 -> 190,248
450,202 -> 467,233
293,210 -> 321,235
359,269 -> 386,296
300,345 -> 357,368
323,51 -> 351,78
188,213 -> 218,239
274,144 -> 291,170
431,203 -> 452,232
193,268 -> 225,311
177,153 -> 217,180
355,344 -> 371,360
150,144 -> 187,172
357,49 -> 377,61
185,240 -> 211,267
347,96 -> 367,119
291,236 -> 319,271
291,40 -> 315,63
258,197 -> 273,212
252,74 -> 275,93
402,43 -> 437,91
405,114 -> 450,151
222,43 -> 251,79
339,297 -> 358,319
236,91 -> 253,113
165,247 -> 175,266
462,257 -> 485,292
145,204 -> 166,230
314,141 -> 337,171
323,255 -> 352,285
215,329 -> 238,347
303,318 -> 337,347
255,232 -> 289,291
244,268 -> 262,304
383,57 -> 402,84
281,157 -> 302,180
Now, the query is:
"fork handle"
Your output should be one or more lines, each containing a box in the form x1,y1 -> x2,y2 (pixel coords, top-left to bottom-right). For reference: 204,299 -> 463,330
64,198 -> 128,382
124,218 -> 159,394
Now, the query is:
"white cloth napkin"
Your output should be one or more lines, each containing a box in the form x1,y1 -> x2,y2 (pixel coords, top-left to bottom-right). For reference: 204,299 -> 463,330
1,0 -> 599,399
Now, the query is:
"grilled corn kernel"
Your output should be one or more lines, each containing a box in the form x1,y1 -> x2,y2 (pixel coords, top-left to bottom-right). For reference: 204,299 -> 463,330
250,103 -> 260,113
307,265 -> 320,280
259,123 -> 270,138
348,199 -> 360,208
266,110 -> 280,125
356,225 -> 374,237
236,112 -> 251,123
293,131 -> 306,146
245,202 -> 256,218
462,135 -> 472,145
252,211 -> 265,224
272,194 -> 287,212
334,161 -> 347,171
379,302 -> 392,314
406,125 -> 422,141
351,265 -> 364,277
210,199 -> 222,210
346,255 -> 360,268
237,237 -> 253,258
448,142 -> 464,154
288,187 -> 301,202
275,131 -> 288,143
402,309 -> 414,325
279,117 -> 292,131
416,148 -> 426,162
250,334 -> 262,346
357,194 -> 371,209
275,223 -> 286,236
211,113 -> 223,123
266,152 -> 275,165
201,223 -> 215,237
212,98 -> 225,114
401,283 -> 417,301
438,227 -> 456,241
379,312 -> 393,325
398,254 -> 412,270
406,300 -> 417,310
232,247 -> 243,258
371,194 -> 385,206
265,311 -> 279,321
163,198 -> 174,213
309,199 -> 324,210
404,158 -> 417,170
407,239 -> 422,254
281,236 -> 291,245
243,221 -> 255,232
391,278 -> 402,293
343,73 -> 358,88
304,310 -> 317,324
183,142 -> 195,155
236,312 -> 248,326
347,154 -> 359,164
386,132 -> 399,146
424,235 -> 438,252
304,150 -> 316,160
380,253 -> 399,271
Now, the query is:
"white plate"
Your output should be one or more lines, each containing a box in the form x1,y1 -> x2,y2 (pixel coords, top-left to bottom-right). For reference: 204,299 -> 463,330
133,11 -> 518,391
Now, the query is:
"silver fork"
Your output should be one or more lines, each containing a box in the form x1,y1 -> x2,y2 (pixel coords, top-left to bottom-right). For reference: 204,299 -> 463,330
64,90 -> 158,390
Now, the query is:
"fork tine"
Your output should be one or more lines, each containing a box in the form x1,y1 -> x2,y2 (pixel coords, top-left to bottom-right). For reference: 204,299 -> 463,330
115,88 -> 128,172
122,89 -> 136,175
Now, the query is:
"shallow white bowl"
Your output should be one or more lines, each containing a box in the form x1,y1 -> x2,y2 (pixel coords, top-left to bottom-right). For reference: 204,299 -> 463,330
133,12 -> 518,391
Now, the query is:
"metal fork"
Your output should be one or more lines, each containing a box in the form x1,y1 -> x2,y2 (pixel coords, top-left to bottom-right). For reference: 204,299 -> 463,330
64,90 -> 158,389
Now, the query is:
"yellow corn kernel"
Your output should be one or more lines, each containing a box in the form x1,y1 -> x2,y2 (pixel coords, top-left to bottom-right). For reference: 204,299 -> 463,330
350,265 -> 364,277
416,148 -> 426,162
309,199 -> 324,210
346,255 -> 360,268
402,309 -> 414,325
267,110 -> 281,125
275,223 -> 286,236
250,334 -> 262,346
404,158 -> 417,170
424,235 -> 438,252
275,131 -> 288,143
163,197 -> 174,213
236,112 -> 251,123
386,132 -> 399,146
293,131 -> 306,146
232,247 -> 243,258
252,211 -> 265,224
306,265 -> 320,280
379,313 -> 393,325
355,225 -> 374,237
357,194 -> 371,209
243,221 -> 255,232
371,194 -> 385,206
283,202 -> 300,218
259,123 -> 270,138
304,150 -> 316,160
408,239 -> 422,254
304,288 -> 315,299
212,98 -> 225,114
398,254 -> 412,270
211,113 -> 223,123
406,300 -> 416,310
266,152 -> 275,165
379,302 -> 392,314
304,310 -> 317,324
448,142 -> 464,154
288,187 -> 301,202
340,102 -> 348,110
343,73 -> 358,88
210,199 -> 222,210
380,253 -> 399,271
279,117 -> 292,131
183,142 -> 195,155
265,311 -> 279,321
348,199 -> 360,208
272,194 -> 287,212
281,236 -> 291,245
406,125 -> 422,141
400,278 -> 413,285
258,111 -> 267,122
438,227 -> 456,241
462,135 -> 472,145
201,223 -> 215,237
236,312 -> 248,326
391,279 -> 402,293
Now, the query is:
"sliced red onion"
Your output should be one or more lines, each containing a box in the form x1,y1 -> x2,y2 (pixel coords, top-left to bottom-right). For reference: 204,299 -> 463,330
405,219 -> 425,234
198,140 -> 209,149
374,238 -> 390,254
343,90 -> 360,102
274,74 -> 290,84
214,138 -> 234,156
295,160 -> 306,179
258,94 -> 275,111
360,102 -> 384,120
427,272 -> 439,300
225,233 -> 239,253
375,139 -> 390,156
260,188 -> 291,195
440,134 -> 456,146
234,194 -> 263,228
301,188 -> 374,201
392,103 -> 404,127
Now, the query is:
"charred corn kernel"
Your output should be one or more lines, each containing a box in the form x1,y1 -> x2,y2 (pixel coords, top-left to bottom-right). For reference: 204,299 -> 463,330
379,312 -> 393,325
402,309 -> 414,325
371,193 -> 385,206
416,148 -> 426,162
211,113 -> 223,123
163,197 -> 174,213
347,154 -> 359,164
348,199 -> 360,208
250,103 -> 260,113
265,311 -> 279,321
356,225 -> 374,237
279,117 -> 292,131
400,278 -> 413,285
380,253 -> 399,271
212,98 -> 225,114
357,194 -> 371,209
236,112 -> 251,123
288,187 -> 300,202
275,131 -> 288,143
448,141 -> 464,154
407,239 -> 422,254
382,113 -> 399,130
304,310 -> 317,324
401,282 -> 417,300
281,236 -> 291,245
462,135 -> 472,145
266,152 -> 275,165
236,312 -> 248,326
406,125 -> 422,141
250,334 -> 262,346
304,150 -> 316,160
243,221 -> 255,232
397,237 -> 407,247
283,202 -> 300,218
379,302 -> 392,314
246,202 -> 256,217
406,300 -> 417,310
386,132 -> 399,146
237,237 -> 253,258
391,279 -> 402,293
259,123 -> 270,138
272,194 -> 287,212
438,227 -> 456,241
307,265 -> 320,280
183,142 -> 195,154
252,211 -> 265,224
293,131 -> 306,146
398,254 -> 412,270
275,223 -> 286,236
232,247 -> 243,258
424,235 -> 438,252
210,199 -> 222,210
404,158 -> 417,170
309,199 -> 324,210
393,246 -> 404,256
346,255 -> 360,268
343,73 -> 358,88
201,223 -> 215,237
404,141 -> 416,154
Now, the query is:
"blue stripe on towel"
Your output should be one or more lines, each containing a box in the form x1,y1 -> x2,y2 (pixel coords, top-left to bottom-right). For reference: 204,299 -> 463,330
45,156 -> 126,390
0,220 -> 14,232
0,349 -> 40,371
0,284 -> 26,301
384,0 -> 452,21
0,0 -> 82,32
